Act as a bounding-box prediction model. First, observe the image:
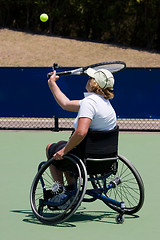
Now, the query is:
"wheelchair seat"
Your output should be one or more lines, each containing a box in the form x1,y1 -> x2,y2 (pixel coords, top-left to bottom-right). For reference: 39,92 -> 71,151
82,125 -> 119,174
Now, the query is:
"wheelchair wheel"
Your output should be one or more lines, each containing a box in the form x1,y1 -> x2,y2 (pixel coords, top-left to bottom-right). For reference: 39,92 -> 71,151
30,154 -> 87,224
91,154 -> 144,215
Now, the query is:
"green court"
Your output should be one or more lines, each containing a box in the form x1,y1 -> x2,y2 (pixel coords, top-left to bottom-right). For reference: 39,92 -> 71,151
0,130 -> 160,240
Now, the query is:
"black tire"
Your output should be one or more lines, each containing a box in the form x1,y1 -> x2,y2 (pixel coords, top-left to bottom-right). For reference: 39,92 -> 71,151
115,214 -> 125,224
91,154 -> 144,214
30,155 -> 87,224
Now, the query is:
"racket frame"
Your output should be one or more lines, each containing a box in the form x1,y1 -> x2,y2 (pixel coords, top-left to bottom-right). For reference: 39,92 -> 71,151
47,61 -> 126,78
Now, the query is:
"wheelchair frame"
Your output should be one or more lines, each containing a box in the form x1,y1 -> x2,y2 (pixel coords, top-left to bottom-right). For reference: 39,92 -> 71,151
30,153 -> 144,225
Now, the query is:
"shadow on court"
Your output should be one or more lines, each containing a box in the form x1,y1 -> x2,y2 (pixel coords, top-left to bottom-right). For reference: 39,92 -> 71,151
11,208 -> 139,227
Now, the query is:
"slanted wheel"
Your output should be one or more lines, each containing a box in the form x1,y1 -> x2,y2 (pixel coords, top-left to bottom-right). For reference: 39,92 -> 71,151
30,154 -> 87,224
91,154 -> 144,214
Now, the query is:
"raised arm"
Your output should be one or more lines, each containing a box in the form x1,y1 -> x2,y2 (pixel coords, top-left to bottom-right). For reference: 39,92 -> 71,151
48,71 -> 80,112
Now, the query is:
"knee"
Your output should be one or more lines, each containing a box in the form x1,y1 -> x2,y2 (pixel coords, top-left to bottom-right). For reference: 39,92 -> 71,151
46,143 -> 52,159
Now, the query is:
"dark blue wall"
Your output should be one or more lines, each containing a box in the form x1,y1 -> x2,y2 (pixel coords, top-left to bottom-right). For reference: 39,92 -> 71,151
0,67 -> 160,119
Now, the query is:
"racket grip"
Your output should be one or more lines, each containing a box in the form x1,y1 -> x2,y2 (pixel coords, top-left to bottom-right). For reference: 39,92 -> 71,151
47,71 -> 71,78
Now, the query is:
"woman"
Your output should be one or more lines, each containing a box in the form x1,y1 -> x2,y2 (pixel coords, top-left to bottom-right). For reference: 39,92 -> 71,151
46,68 -> 116,187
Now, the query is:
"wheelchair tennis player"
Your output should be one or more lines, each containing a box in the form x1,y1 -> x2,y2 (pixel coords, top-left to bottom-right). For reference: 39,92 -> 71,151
46,68 -> 116,193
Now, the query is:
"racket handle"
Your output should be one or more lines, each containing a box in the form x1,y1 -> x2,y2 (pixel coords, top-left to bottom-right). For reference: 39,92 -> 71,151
47,71 -> 72,78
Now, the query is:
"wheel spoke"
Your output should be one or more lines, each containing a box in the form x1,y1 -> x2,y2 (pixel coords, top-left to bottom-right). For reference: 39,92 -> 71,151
91,155 -> 144,214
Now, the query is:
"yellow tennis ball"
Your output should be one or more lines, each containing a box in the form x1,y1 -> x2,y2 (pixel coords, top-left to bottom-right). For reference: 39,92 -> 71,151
40,13 -> 48,22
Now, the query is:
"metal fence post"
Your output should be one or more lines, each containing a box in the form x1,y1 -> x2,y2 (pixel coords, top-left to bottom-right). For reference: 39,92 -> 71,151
54,117 -> 59,131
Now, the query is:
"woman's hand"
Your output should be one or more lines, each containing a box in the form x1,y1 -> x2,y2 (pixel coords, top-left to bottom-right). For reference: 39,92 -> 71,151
53,147 -> 65,160
48,71 -> 59,86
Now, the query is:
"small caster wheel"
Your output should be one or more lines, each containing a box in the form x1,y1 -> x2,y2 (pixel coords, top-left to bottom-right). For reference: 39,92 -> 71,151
115,214 -> 124,224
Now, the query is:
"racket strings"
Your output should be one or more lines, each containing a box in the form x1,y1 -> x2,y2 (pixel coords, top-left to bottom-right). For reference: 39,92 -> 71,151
86,63 -> 126,73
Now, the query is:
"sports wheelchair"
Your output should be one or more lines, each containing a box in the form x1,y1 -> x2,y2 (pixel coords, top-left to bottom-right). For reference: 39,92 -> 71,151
30,126 -> 144,224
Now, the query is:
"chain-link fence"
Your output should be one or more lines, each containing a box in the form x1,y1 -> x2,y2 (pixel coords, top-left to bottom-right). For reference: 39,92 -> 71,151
0,117 -> 159,131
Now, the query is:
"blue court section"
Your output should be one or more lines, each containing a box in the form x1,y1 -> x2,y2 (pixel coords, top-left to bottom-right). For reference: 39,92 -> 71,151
0,131 -> 160,240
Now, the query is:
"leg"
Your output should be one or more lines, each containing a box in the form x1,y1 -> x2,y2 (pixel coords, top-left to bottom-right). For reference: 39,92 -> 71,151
49,164 -> 64,185
46,143 -> 64,185
46,142 -> 75,188
64,171 -> 75,187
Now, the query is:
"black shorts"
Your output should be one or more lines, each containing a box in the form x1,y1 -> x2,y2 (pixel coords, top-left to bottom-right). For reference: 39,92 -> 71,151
48,141 -> 67,159
47,140 -> 85,160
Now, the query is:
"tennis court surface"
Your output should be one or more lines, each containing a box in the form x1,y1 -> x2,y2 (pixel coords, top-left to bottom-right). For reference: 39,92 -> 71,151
0,130 -> 160,240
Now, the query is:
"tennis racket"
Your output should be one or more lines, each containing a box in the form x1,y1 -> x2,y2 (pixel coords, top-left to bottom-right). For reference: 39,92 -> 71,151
47,61 -> 126,78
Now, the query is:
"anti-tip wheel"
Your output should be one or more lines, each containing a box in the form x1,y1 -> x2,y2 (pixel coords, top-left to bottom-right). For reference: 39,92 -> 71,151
115,214 -> 124,224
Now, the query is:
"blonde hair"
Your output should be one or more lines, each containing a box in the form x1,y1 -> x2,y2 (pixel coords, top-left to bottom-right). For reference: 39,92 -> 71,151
89,78 -> 114,100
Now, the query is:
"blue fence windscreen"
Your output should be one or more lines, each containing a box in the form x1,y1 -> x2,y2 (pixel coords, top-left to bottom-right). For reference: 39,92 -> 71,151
0,67 -> 160,119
